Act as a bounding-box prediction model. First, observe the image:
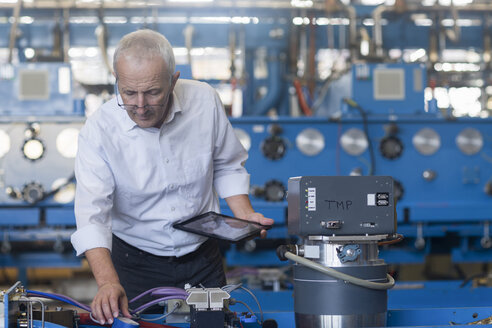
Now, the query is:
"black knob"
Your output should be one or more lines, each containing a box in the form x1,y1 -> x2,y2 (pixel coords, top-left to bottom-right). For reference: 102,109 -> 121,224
264,180 -> 286,202
22,182 -> 45,204
394,179 -> 404,202
380,136 -> 404,160
261,136 -> 286,160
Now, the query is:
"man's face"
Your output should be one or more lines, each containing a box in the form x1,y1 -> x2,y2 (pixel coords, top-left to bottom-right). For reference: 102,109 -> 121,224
115,56 -> 178,128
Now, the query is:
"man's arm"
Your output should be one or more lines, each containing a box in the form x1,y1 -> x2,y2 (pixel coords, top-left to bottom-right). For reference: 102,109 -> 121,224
85,248 -> 131,324
225,194 -> 274,237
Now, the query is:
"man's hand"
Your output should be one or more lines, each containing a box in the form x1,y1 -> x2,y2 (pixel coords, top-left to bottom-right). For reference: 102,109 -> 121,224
244,212 -> 274,238
225,194 -> 275,238
85,248 -> 132,324
91,282 -> 131,324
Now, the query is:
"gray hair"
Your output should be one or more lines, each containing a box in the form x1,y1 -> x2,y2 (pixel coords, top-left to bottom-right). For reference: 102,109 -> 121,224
113,29 -> 175,81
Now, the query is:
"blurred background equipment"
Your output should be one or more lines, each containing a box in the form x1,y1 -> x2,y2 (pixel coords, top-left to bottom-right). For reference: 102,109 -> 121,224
0,0 -> 491,327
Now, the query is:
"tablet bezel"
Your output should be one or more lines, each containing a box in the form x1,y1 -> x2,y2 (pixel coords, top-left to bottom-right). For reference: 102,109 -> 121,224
172,211 -> 271,243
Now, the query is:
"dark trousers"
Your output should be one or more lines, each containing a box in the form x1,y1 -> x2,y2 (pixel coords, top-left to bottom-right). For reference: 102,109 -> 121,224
111,235 -> 226,311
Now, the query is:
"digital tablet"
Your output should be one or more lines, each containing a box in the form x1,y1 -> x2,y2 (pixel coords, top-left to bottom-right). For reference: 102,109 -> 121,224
173,211 -> 271,243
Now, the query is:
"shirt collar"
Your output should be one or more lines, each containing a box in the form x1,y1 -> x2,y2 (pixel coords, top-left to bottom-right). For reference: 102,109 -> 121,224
120,90 -> 183,133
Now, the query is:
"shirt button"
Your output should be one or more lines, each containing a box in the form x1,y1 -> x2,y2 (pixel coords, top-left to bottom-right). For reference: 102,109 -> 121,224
175,248 -> 180,252
171,206 -> 175,211
165,158 -> 169,164
169,184 -> 175,190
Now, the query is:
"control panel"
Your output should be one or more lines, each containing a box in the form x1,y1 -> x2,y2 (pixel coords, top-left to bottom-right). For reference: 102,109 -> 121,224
288,176 -> 396,236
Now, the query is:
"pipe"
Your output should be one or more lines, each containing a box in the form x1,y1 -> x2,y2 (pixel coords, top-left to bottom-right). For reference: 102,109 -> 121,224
8,0 -> 22,64
448,4 -> 461,43
345,5 -> 357,62
184,24 -> 194,76
96,7 -> 113,75
373,3 -> 492,58
6,0 -> 327,10
4,1 -> 492,11
63,8 -> 70,62
307,14 -> 316,97
251,49 -> 283,115
324,0 -> 357,61
373,4 -> 389,58
242,48 -> 255,116
284,251 -> 395,290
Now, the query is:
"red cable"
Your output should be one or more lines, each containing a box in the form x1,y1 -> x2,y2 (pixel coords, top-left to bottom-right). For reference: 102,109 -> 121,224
78,313 -> 110,327
293,79 -> 313,116
138,321 -> 179,328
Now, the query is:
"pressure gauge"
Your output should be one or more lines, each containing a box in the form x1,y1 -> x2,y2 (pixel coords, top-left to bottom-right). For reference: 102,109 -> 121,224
413,128 -> 440,155
296,128 -> 325,156
456,128 -> 483,155
340,128 -> 368,156
56,128 -> 80,158
22,138 -> 45,161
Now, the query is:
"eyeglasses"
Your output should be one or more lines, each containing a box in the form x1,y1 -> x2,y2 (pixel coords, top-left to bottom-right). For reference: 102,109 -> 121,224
114,81 -> 168,111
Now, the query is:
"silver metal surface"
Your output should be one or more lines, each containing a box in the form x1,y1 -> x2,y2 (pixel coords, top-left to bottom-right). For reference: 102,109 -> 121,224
293,239 -> 389,327
422,169 -> 437,181
412,127 -> 441,155
296,128 -> 325,156
301,238 -> 384,267
340,128 -> 368,156
308,234 -> 389,242
295,312 -> 386,328
456,127 -> 483,155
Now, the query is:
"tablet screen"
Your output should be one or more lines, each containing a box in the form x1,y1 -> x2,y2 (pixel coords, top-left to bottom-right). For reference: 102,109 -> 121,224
173,211 -> 270,243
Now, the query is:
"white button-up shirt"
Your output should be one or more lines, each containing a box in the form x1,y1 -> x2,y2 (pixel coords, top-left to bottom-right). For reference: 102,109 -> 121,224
71,79 -> 249,257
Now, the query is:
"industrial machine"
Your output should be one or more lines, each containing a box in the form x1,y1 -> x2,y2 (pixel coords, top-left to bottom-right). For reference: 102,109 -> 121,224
0,281 -> 268,328
2,270 -> 492,327
277,176 -> 396,328
0,63 -> 84,279
222,62 -> 492,268
0,0 -> 490,285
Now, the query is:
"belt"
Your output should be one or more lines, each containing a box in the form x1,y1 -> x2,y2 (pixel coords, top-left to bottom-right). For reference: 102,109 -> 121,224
113,234 -> 212,263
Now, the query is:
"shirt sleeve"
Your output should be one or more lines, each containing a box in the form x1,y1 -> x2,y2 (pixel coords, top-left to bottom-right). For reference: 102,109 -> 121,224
211,89 -> 250,198
70,120 -> 116,256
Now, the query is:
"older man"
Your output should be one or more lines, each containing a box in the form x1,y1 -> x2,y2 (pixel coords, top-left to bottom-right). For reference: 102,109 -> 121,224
71,29 -> 273,324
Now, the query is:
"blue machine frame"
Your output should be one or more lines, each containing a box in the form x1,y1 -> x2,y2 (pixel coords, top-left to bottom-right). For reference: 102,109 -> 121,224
220,63 -> 492,266
0,5 -> 491,274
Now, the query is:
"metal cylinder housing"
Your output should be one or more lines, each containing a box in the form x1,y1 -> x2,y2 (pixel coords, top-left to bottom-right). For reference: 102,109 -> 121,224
293,237 -> 388,328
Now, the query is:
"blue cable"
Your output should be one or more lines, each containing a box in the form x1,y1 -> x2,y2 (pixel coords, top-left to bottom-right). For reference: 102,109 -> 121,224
26,290 -> 89,311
